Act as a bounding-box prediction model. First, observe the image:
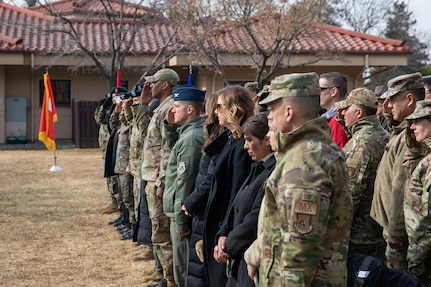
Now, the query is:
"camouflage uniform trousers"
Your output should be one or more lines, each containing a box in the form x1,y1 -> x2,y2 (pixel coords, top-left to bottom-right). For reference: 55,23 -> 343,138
118,173 -> 136,225
107,175 -> 121,210
383,228 -> 408,272
146,180 -> 174,281
133,176 -> 141,223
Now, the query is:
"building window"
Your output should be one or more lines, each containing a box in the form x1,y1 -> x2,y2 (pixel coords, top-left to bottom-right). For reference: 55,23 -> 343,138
39,79 -> 71,107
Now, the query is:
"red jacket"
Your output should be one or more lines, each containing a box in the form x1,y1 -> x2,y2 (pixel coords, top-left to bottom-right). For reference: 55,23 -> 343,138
328,115 -> 348,148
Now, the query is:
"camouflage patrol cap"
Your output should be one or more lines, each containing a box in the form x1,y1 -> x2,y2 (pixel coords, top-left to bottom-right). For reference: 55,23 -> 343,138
145,68 -> 180,86
335,87 -> 378,110
405,100 -> 431,120
259,72 -> 320,105
380,72 -> 424,99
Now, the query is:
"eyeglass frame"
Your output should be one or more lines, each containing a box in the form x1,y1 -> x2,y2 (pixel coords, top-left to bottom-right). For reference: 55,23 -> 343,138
319,86 -> 340,91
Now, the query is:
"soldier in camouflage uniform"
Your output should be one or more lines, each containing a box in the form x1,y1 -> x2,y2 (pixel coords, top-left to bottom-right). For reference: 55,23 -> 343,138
404,100 -> 431,286
110,98 -> 135,240
257,72 -> 353,287
94,98 -> 118,214
335,88 -> 389,260
121,85 -> 156,259
371,73 -> 427,272
141,68 -> 180,287
98,88 -> 128,219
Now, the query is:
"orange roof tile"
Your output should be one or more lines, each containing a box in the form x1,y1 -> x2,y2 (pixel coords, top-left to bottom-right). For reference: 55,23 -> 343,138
0,1 -> 409,56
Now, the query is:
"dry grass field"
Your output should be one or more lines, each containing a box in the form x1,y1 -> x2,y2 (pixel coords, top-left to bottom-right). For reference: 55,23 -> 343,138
0,148 -> 155,287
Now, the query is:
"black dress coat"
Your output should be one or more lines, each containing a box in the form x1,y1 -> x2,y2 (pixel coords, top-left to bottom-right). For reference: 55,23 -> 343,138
216,155 -> 276,287
203,131 -> 253,287
183,130 -> 229,287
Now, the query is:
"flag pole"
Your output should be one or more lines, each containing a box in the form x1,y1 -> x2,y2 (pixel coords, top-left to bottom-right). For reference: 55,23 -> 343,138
39,67 -> 61,172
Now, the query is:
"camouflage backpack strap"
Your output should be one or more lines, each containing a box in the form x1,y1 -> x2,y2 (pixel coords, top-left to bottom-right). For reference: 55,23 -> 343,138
355,255 -> 374,287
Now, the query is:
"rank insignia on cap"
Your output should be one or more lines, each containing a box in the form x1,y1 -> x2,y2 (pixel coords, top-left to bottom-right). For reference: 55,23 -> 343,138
178,162 -> 186,175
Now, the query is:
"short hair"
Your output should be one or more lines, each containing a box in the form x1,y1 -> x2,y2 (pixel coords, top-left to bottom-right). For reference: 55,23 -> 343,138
180,100 -> 203,116
217,85 -> 255,139
320,72 -> 348,97
284,96 -> 321,120
399,88 -> 425,101
241,113 -> 269,140
356,104 -> 377,117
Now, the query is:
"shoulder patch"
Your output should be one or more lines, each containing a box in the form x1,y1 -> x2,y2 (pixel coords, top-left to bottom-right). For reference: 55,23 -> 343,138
178,162 -> 186,175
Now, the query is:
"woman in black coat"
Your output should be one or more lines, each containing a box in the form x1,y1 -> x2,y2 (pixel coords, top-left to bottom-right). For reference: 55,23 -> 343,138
182,93 -> 225,287
214,113 -> 275,287
203,85 -> 255,287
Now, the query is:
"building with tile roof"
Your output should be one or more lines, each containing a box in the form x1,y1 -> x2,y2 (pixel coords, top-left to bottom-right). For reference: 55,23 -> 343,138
0,0 -> 410,144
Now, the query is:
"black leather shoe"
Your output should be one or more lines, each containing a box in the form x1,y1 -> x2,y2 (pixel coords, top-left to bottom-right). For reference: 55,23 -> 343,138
117,226 -> 131,235
120,228 -> 134,240
108,217 -> 122,225
146,279 -> 167,287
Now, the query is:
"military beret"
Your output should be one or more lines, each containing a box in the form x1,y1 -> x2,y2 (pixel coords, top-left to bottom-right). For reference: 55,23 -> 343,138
172,85 -> 205,103
405,100 -> 431,120
259,72 -> 320,105
145,68 -> 180,86
423,75 -> 431,86
380,72 -> 424,99
110,87 -> 128,94
335,87 -> 378,110
374,85 -> 387,99
244,81 -> 259,92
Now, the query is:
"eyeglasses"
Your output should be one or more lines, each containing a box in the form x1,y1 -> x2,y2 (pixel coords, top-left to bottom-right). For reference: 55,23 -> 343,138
216,103 -> 226,112
320,86 -> 339,91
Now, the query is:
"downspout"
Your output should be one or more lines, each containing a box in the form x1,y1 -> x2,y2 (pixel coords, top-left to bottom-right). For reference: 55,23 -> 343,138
30,53 -> 34,142
355,54 -> 369,87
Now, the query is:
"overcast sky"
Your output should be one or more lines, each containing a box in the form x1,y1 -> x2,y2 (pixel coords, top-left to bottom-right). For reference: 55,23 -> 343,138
408,0 -> 431,34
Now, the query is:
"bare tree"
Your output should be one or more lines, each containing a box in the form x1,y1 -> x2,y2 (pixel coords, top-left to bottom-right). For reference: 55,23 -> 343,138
328,0 -> 388,36
162,0 -> 338,87
33,0 -> 183,88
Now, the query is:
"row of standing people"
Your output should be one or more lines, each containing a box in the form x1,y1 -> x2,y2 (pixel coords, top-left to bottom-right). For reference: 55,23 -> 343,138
95,68 -> 431,287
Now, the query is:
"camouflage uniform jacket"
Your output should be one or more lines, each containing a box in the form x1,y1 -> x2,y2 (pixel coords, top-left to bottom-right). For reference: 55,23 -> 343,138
404,137 -> 431,277
371,121 -> 428,242
94,105 -> 109,157
260,117 -> 352,287
163,116 -> 205,233
343,115 -> 389,245
140,96 -> 178,188
129,104 -> 149,178
110,109 -> 132,174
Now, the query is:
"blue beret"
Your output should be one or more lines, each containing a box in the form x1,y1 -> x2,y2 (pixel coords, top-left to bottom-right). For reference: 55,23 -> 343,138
172,85 -> 206,103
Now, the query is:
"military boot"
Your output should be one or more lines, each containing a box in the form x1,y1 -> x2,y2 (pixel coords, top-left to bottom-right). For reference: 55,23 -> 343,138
132,245 -> 154,261
101,197 -> 118,214
143,273 -> 164,283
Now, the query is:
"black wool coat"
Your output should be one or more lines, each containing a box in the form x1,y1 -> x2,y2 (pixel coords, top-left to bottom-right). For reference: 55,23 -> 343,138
184,130 -> 229,287
216,155 -> 276,287
203,131 -> 253,287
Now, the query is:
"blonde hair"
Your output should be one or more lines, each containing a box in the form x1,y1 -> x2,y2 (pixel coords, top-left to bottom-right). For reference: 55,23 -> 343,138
217,85 -> 255,139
